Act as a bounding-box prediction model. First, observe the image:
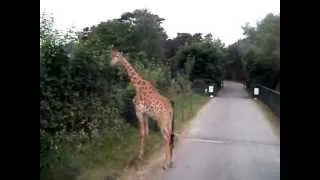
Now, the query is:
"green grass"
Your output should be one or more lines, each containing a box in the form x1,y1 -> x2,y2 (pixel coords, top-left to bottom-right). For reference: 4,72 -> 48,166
42,93 -> 209,180
172,93 -> 209,133
255,100 -> 280,137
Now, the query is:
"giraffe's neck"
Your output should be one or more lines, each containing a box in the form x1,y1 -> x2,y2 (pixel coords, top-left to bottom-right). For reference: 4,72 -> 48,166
119,57 -> 143,90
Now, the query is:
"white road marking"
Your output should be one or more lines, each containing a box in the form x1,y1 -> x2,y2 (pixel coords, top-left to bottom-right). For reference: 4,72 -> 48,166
185,138 -> 226,144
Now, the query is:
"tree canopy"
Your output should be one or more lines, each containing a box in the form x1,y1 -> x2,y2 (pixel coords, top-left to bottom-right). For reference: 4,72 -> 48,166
226,13 -> 280,90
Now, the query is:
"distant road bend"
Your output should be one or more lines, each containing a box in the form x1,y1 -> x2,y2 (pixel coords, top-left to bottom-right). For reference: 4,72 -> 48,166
144,81 -> 280,180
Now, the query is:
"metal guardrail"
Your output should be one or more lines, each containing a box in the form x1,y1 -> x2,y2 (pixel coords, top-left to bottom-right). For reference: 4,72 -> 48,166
246,82 -> 280,118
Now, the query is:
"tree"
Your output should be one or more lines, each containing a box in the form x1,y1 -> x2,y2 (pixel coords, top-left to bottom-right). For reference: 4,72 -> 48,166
229,13 -> 280,90
172,38 -> 226,84
119,9 -> 168,60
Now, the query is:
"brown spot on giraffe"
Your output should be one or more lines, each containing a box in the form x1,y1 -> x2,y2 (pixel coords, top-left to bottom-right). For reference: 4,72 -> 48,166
110,48 -> 175,169
132,76 -> 137,81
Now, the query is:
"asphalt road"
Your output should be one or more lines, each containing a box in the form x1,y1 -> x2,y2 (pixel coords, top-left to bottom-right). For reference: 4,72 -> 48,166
147,81 -> 280,180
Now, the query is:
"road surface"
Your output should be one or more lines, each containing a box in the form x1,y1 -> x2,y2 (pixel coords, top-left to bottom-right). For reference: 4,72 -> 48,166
145,81 -> 280,180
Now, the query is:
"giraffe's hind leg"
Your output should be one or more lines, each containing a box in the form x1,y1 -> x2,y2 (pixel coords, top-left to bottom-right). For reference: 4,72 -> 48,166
160,126 -> 173,170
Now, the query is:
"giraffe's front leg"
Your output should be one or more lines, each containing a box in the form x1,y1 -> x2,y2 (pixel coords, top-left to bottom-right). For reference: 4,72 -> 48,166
144,115 -> 149,136
136,111 -> 146,160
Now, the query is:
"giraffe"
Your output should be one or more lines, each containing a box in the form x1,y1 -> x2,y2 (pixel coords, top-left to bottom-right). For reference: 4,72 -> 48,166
110,48 -> 175,169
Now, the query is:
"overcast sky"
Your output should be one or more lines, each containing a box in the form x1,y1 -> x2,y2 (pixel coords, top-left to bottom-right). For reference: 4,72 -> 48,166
40,0 -> 279,46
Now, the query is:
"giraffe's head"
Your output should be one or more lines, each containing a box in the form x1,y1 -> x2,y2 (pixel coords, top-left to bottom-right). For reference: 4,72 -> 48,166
110,48 -> 122,65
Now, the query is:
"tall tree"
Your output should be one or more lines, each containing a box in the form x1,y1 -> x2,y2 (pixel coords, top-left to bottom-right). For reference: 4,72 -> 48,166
229,13 -> 280,89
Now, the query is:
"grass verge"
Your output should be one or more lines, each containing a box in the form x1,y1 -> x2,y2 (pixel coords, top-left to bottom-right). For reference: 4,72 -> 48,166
43,93 -> 209,180
255,100 -> 280,137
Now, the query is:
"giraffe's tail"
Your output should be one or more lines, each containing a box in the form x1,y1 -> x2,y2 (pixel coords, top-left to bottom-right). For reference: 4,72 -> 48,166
170,100 -> 175,149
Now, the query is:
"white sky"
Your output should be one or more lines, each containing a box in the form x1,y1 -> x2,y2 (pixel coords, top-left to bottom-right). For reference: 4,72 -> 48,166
40,0 -> 279,46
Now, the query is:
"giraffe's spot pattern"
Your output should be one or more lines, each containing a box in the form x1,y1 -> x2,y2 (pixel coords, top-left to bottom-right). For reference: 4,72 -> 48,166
118,54 -> 173,130
114,51 -> 174,167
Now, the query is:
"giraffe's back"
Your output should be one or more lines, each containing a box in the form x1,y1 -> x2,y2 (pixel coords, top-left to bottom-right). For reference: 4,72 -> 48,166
135,81 -> 173,122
